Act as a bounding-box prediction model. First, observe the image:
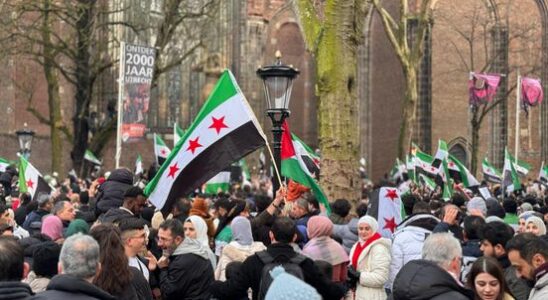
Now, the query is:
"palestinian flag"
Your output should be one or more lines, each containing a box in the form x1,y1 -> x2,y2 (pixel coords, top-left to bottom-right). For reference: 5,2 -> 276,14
135,154 -> 143,176
503,148 -> 521,193
145,70 -> 267,213
154,133 -> 171,165
432,139 -> 449,168
291,133 -> 320,177
84,149 -> 102,165
281,121 -> 330,213
0,157 -> 10,172
367,187 -> 403,238
448,155 -> 480,188
173,123 -> 185,147
539,161 -> 548,184
205,171 -> 231,194
18,156 -> 52,199
482,158 -> 502,183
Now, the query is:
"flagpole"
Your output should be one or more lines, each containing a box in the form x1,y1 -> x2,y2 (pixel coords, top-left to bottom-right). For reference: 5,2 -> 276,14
515,70 -> 521,161
115,41 -> 126,169
264,143 -> 284,192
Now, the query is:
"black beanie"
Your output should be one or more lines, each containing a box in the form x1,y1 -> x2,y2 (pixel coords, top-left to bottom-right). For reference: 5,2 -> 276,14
32,241 -> 61,278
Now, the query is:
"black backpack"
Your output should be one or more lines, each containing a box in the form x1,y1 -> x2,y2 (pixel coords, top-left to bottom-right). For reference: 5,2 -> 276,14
256,250 -> 307,300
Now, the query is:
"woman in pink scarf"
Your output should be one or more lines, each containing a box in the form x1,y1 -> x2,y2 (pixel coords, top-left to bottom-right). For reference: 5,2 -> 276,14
303,215 -> 349,282
41,215 -> 63,242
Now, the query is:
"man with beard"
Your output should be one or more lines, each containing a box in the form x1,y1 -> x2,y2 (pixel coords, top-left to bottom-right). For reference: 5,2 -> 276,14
507,233 -> 548,300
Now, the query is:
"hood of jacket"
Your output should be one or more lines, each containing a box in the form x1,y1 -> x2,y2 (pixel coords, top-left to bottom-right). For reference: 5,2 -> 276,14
391,259 -> 473,300
348,218 -> 359,235
46,275 -> 114,300
0,281 -> 33,299
105,169 -> 133,185
397,213 -> 440,231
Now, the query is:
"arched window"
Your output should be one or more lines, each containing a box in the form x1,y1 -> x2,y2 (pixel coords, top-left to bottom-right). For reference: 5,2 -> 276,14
449,143 -> 467,165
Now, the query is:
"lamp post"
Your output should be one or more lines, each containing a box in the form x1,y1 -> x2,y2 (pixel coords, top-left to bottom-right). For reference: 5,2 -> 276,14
16,123 -> 35,160
257,51 -> 300,198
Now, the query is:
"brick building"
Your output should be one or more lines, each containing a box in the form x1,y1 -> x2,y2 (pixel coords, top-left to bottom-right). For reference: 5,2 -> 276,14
1,0 -> 547,183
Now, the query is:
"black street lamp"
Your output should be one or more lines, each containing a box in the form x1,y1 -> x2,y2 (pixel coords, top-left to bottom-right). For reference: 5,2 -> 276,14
16,123 -> 35,160
257,51 -> 300,198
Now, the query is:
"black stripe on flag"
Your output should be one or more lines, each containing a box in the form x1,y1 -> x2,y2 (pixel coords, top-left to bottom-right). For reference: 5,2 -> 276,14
162,121 -> 265,213
33,176 -> 53,200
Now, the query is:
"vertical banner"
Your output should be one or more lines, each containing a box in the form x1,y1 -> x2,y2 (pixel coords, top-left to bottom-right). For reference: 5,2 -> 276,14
121,43 -> 156,142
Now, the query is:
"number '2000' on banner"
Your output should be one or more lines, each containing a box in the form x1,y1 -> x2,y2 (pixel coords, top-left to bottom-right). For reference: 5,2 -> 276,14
121,43 -> 156,142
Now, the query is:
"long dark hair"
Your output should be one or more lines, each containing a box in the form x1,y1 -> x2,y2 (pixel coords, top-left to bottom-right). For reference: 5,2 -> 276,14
90,224 -> 133,297
467,256 -> 512,300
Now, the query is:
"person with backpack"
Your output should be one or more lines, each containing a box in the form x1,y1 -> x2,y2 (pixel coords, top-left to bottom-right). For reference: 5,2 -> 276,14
210,217 -> 346,300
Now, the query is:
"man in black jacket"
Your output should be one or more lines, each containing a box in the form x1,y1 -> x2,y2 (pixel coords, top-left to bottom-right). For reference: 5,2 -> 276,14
390,232 -> 474,300
0,236 -> 33,299
94,168 -> 134,216
31,233 -> 114,300
210,217 -> 346,300
99,187 -> 147,224
156,219 -> 213,300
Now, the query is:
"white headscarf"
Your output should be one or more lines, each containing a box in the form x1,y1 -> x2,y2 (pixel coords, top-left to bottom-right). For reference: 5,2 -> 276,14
526,216 -> 547,236
186,215 -> 209,247
357,215 -> 378,241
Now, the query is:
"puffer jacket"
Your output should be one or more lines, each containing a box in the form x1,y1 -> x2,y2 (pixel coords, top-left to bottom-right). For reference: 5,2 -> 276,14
214,241 -> 266,281
529,272 -> 548,300
94,169 -> 133,216
333,217 -> 359,253
388,214 -> 439,289
389,259 -> 473,300
349,237 -> 391,300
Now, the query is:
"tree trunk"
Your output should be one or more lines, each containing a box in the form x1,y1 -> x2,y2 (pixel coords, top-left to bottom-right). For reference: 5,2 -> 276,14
316,1 -> 361,203
398,67 -> 419,159
42,0 -> 64,177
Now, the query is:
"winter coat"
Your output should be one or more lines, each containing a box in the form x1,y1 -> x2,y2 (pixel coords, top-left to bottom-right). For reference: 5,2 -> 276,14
529,272 -> 548,300
159,251 -> 214,300
23,271 -> 50,293
22,210 -> 49,234
215,241 -> 266,281
461,239 -> 482,283
31,274 -> 115,300
349,237 -> 391,300
210,243 -> 346,300
94,169 -> 133,216
0,281 -> 33,300
390,259 -> 474,300
333,217 -> 359,253
98,208 -> 134,224
388,214 -> 439,289
498,256 -> 531,300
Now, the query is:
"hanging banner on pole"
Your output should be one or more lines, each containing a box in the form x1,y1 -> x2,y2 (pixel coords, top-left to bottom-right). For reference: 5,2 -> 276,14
121,43 -> 156,142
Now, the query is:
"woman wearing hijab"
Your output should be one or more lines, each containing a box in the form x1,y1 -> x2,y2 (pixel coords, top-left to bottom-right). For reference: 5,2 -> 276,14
302,216 -> 349,283
214,216 -> 266,281
41,215 -> 64,242
347,216 -> 391,300
526,216 -> 547,236
183,215 -> 217,268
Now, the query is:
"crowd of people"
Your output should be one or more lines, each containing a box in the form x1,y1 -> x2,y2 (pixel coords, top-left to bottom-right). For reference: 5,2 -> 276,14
0,165 -> 547,300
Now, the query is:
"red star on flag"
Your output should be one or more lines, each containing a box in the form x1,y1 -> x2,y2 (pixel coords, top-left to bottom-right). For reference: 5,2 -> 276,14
167,163 -> 180,178
160,149 -> 167,156
209,116 -> 228,134
383,217 -> 397,233
385,189 -> 398,201
448,162 -> 455,168
430,167 -> 437,172
26,179 -> 34,189
186,137 -> 202,154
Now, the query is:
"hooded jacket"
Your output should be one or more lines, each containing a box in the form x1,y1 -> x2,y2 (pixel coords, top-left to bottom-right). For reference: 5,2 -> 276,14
388,214 -> 439,289
94,169 -> 133,216
0,281 -> 33,300
332,217 -> 359,253
158,239 -> 214,300
390,259 -> 473,300
30,274 -> 115,300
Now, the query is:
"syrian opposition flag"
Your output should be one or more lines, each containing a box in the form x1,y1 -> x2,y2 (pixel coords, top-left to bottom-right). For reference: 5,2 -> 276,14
367,187 -> 403,238
281,121 -> 331,213
419,173 -> 437,191
439,158 -> 454,201
239,159 -> 251,185
503,148 -> 521,193
539,161 -> 548,184
448,155 -> 480,188
154,133 -> 171,165
135,154 -> 143,176
84,149 -> 102,165
512,159 -> 531,177
406,155 -> 417,183
390,158 -> 407,183
18,156 -> 52,199
482,158 -> 502,183
173,123 -> 185,147
204,171 -> 231,194
414,150 -> 438,177
0,157 -> 10,172
432,139 -> 449,168
145,70 -> 267,213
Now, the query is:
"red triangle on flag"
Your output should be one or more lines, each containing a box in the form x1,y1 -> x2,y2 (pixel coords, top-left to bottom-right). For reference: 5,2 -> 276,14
281,121 -> 296,160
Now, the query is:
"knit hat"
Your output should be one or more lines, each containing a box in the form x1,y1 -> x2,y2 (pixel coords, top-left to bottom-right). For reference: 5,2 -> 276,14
265,266 -> 321,300
307,216 -> 333,239
33,241 -> 60,278
520,202 -> 534,212
526,216 -> 547,236
190,197 -> 209,217
358,215 -> 378,233
467,197 -> 487,216
65,219 -> 89,237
